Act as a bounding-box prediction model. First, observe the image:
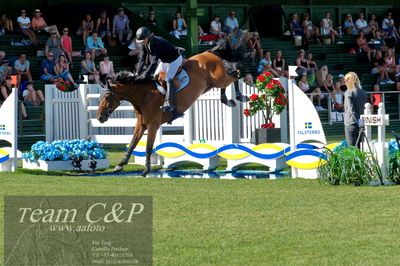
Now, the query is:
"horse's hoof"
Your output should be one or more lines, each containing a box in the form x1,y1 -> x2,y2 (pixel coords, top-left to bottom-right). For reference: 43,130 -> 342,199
236,95 -> 249,102
113,165 -> 123,173
226,99 -> 236,107
141,171 -> 148,177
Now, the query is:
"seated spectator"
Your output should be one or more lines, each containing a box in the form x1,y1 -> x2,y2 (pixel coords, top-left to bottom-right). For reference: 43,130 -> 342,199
0,51 -> 12,76
248,32 -> 263,63
332,83 -> 344,111
355,13 -> 372,34
382,12 -> 400,39
244,73 -> 254,86
40,52 -> 59,83
335,74 -> 347,92
384,48 -> 398,78
320,11 -> 341,43
290,13 -> 303,36
22,82 -> 45,106
99,54 -> 116,82
31,9 -> 59,37
258,51 -> 279,77
302,13 -> 320,43
210,15 -> 225,39
15,53 -> 33,88
81,52 -> 100,84
55,54 -> 79,88
369,14 -> 380,37
77,14 -> 93,46
307,53 -> 318,72
343,14 -> 358,35
60,27 -> 81,68
0,76 -> 28,119
0,60 -> 11,82
321,74 -> 334,94
372,30 -> 387,52
0,14 -> 14,33
148,11 -> 158,27
112,8 -> 132,45
298,73 -> 324,109
137,10 -> 144,19
17,9 -> 39,45
273,50 -> 288,78
370,84 -> 382,110
96,11 -> 112,45
86,30 -> 107,60
223,10 -> 239,34
45,30 -> 64,60
356,31 -> 373,62
296,49 -> 313,76
371,50 -> 393,85
170,12 -> 187,39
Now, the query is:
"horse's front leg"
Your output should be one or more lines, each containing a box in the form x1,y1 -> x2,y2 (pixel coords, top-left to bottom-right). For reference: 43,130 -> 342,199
220,87 -> 236,107
141,124 -> 160,177
113,116 -> 146,172
234,80 -> 249,102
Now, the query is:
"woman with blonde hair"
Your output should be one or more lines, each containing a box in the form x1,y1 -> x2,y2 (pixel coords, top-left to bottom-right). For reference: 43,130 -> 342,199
344,72 -> 368,147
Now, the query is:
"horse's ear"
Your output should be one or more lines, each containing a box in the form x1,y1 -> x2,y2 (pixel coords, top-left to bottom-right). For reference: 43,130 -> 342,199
106,79 -> 114,91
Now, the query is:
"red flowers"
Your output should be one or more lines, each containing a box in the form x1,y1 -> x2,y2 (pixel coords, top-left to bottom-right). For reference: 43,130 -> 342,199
275,98 -> 283,105
243,109 -> 250,117
250,93 -> 258,101
261,123 -> 275,128
257,74 -> 265,82
266,83 -> 274,89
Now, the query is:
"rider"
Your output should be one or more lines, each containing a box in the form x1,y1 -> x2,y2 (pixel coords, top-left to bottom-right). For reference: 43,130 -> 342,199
135,27 -> 182,112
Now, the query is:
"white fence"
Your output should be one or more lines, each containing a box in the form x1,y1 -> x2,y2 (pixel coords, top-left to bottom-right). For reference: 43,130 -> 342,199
45,80 -> 288,145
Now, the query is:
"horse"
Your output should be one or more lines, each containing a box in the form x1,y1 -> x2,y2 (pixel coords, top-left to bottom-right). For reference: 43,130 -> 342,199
97,44 -> 249,176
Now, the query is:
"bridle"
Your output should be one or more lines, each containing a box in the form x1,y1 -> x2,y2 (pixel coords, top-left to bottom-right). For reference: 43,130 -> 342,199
99,80 -> 137,117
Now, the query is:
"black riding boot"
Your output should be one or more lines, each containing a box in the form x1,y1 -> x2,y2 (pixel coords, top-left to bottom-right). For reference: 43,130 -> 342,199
160,79 -> 176,112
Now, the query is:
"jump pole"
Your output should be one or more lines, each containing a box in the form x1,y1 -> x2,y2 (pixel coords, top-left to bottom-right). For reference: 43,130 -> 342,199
288,66 -> 298,178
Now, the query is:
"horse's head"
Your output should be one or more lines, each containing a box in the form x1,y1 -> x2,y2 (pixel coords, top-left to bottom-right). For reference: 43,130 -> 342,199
97,80 -> 121,123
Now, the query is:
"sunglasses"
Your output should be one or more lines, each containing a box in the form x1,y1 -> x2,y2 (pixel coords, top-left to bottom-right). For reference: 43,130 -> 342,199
63,30 -> 68,32
51,32 -> 57,34
230,13 -> 235,15
48,55 -> 54,57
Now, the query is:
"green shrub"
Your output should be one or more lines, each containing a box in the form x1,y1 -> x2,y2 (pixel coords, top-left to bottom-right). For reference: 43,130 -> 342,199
388,150 -> 400,184
319,146 -> 380,186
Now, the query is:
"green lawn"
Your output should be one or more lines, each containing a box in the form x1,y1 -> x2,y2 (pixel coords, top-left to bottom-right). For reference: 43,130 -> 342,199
1,172 -> 400,265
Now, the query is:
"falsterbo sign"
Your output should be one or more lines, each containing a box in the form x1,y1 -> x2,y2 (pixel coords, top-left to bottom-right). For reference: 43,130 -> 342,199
4,196 -> 153,265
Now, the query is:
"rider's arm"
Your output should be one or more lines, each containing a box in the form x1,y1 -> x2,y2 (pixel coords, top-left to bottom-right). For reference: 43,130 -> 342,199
142,55 -> 159,77
135,48 -> 147,75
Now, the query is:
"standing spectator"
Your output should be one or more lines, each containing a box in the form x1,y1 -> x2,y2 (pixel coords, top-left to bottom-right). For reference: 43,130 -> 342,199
370,84 -> 382,110
244,73 -> 254,86
147,11 -> 158,27
248,32 -> 263,63
99,54 -> 116,82
31,9 -> 59,37
332,83 -> 344,111
223,11 -> 239,34
22,82 -> 45,107
355,13 -> 372,34
210,15 -> 225,39
273,50 -> 288,78
17,9 -> 39,45
384,48 -> 399,76
343,14 -> 358,35
320,11 -> 341,44
258,51 -> 279,77
86,30 -> 107,60
371,50 -> 393,85
45,30 -> 64,60
356,31 -> 373,62
96,11 -> 112,45
343,72 -> 368,147
296,49 -> 313,76
290,13 -> 303,36
170,11 -> 187,39
0,76 -> 28,119
40,52 -> 58,83
14,53 -> 33,88
382,12 -> 400,39
112,8 -> 132,45
77,14 -> 93,46
0,14 -> 14,33
54,54 -> 79,88
302,13 -> 320,43
80,52 -> 100,84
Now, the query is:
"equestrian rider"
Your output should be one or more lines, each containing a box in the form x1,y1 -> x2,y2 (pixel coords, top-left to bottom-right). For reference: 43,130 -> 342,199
135,27 -> 182,112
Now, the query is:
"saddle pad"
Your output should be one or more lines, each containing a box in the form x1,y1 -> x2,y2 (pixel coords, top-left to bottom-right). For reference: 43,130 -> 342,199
155,69 -> 190,95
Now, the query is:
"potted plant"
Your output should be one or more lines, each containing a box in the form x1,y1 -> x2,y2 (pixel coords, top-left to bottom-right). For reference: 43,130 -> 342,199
243,72 -> 287,144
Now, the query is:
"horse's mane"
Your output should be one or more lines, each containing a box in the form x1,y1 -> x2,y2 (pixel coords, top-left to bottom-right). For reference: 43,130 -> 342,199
210,31 -> 251,63
115,70 -> 136,83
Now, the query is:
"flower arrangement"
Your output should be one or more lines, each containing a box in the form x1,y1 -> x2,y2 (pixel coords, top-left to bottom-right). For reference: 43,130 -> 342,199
243,72 -> 287,128
23,139 -> 107,162
55,80 -> 76,92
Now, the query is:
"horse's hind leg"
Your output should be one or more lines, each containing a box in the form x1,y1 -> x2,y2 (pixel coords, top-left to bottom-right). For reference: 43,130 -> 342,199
113,118 -> 146,173
141,124 -> 159,177
220,88 -> 236,107
234,80 -> 249,102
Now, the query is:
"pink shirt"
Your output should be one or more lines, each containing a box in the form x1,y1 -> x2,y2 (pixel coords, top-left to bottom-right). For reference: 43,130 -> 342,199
61,36 -> 72,52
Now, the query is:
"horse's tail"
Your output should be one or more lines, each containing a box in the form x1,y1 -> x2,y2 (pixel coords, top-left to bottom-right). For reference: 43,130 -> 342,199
210,31 -> 250,63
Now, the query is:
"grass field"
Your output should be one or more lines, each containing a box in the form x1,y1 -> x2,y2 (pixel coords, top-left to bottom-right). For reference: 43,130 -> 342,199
2,168 -> 400,265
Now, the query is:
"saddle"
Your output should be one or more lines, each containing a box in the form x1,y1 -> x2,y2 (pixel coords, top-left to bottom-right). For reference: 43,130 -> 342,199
155,63 -> 189,95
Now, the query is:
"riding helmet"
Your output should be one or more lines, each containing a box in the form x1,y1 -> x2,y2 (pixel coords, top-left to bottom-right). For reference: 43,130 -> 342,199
136,27 -> 151,43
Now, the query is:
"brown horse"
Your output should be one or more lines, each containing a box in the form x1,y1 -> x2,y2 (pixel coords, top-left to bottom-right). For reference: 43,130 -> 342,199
97,51 -> 248,176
